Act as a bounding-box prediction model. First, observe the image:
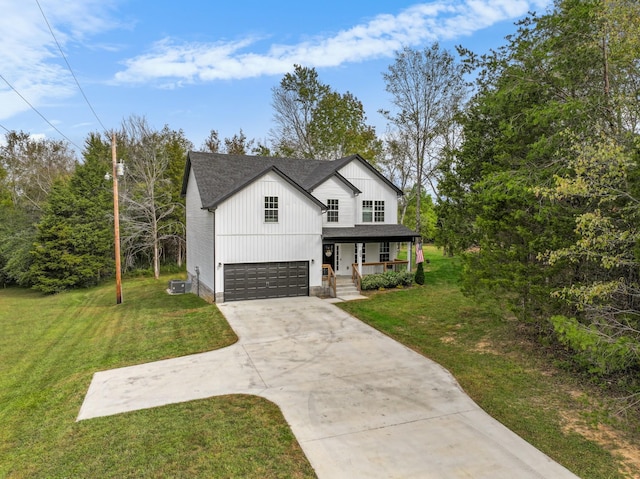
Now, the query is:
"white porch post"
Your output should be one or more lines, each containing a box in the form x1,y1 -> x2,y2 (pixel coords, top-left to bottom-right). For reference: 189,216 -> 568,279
357,242 -> 363,274
408,241 -> 412,272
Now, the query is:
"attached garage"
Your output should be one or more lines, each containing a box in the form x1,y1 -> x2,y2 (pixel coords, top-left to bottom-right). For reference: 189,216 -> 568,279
223,261 -> 309,302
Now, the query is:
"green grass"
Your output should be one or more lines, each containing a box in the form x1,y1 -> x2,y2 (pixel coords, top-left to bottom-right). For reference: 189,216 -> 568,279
3,255 -> 638,478
0,277 -> 315,479
339,246 -> 640,479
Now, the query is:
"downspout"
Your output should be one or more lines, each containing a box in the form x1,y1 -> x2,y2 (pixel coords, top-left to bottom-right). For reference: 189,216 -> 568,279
212,210 -> 216,301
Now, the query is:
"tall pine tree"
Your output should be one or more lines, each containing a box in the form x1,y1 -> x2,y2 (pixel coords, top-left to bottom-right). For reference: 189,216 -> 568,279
29,134 -> 114,293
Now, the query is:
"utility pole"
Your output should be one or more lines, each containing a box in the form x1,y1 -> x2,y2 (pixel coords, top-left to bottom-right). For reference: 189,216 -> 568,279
112,132 -> 123,304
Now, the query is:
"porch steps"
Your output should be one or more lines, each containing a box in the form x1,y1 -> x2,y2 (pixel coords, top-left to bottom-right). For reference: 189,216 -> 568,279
334,276 -> 361,299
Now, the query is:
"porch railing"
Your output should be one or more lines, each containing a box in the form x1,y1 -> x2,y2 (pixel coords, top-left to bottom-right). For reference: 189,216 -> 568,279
322,263 -> 337,298
351,260 -> 409,277
351,265 -> 362,292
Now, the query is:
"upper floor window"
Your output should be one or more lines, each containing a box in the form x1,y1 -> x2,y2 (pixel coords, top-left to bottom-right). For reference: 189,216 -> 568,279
362,200 -> 373,222
374,201 -> 385,222
363,200 -> 385,222
380,242 -> 390,262
264,196 -> 278,223
327,199 -> 339,222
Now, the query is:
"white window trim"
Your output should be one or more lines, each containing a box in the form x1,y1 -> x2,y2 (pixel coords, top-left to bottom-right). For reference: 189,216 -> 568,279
327,199 -> 339,223
264,196 -> 278,223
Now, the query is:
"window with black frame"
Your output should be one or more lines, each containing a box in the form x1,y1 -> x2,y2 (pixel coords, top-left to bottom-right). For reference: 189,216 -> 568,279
374,200 -> 385,222
327,199 -> 339,222
264,196 -> 278,223
362,200 -> 373,222
380,242 -> 390,262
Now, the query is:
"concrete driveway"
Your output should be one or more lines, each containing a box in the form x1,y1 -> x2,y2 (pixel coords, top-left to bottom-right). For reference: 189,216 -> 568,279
78,296 -> 579,478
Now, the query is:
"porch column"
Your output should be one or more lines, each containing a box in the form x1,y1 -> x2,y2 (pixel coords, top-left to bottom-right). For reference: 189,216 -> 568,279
408,240 -> 412,272
357,242 -> 363,274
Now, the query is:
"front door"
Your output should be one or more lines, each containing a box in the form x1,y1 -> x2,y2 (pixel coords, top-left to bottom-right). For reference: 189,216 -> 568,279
323,243 -> 335,271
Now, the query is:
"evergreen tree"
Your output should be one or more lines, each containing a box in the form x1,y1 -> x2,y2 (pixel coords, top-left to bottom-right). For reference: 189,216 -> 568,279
0,131 -> 76,286
437,0 -> 620,320
29,134 -> 113,293
415,262 -> 425,285
0,206 -> 37,286
437,0 -> 640,379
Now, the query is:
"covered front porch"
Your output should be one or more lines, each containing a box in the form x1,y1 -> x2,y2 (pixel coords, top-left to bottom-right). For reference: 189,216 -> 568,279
320,224 -> 419,297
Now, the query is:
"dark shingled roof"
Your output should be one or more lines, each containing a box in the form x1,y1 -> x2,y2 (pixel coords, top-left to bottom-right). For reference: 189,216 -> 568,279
322,224 -> 419,242
181,151 -> 402,209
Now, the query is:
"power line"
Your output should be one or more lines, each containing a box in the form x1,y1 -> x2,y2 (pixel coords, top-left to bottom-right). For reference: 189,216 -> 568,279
35,0 -> 108,133
0,123 -> 10,133
0,73 -> 82,150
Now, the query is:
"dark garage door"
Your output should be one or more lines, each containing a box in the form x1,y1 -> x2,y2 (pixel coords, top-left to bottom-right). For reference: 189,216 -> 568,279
223,261 -> 309,302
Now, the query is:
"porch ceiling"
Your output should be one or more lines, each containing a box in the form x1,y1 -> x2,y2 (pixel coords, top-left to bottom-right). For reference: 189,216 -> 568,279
322,224 -> 419,243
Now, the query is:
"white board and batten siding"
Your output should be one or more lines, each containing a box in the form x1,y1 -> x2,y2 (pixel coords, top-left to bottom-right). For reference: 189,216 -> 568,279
214,171 -> 323,295
338,160 -> 398,224
185,169 -> 215,300
312,175 -> 356,227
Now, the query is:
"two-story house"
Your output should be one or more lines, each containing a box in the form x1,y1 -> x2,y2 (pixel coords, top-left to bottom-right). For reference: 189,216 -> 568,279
181,151 -> 418,302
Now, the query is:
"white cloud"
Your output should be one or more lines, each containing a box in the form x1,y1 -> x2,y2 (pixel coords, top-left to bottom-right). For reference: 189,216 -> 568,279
0,0 -> 121,121
114,0 -> 551,86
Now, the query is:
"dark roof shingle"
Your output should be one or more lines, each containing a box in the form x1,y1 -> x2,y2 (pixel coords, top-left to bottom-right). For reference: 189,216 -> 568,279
182,151 -> 402,209
322,224 -> 419,242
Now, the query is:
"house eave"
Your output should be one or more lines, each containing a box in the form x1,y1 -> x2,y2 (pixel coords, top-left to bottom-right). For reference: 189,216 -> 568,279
322,224 -> 419,243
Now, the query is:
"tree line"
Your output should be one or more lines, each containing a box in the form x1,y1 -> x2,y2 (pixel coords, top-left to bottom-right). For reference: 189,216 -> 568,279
437,0 -> 640,396
1,0 -> 638,392
1,50 -> 451,294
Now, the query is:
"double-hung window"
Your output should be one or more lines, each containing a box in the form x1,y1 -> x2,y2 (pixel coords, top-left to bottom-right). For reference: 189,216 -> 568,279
327,199 -> 339,223
374,201 -> 385,222
362,200 -> 373,222
363,200 -> 385,222
264,196 -> 278,223
379,242 -> 390,262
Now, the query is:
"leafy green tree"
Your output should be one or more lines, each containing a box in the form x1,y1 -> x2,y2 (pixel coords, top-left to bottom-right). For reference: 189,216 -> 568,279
0,205 -> 37,286
379,129 -> 415,224
271,65 -> 329,158
402,189 -> 437,242
437,0 -> 640,386
382,44 -> 467,237
29,135 -> 113,293
0,131 -> 77,286
161,126 -> 193,268
308,91 -> 382,161
539,136 -> 640,375
437,0 -> 628,321
0,131 -> 76,212
271,65 -> 382,161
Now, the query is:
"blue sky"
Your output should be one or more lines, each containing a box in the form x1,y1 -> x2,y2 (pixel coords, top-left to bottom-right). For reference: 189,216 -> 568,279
1,0 -> 551,155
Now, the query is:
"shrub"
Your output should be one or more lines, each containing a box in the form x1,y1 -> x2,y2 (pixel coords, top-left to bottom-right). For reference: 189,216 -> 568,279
361,271 -> 414,290
415,262 -> 425,285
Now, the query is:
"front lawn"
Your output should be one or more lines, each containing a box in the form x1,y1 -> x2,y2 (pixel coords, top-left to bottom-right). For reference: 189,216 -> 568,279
3,252 -> 638,478
339,246 -> 640,479
0,278 -> 315,478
